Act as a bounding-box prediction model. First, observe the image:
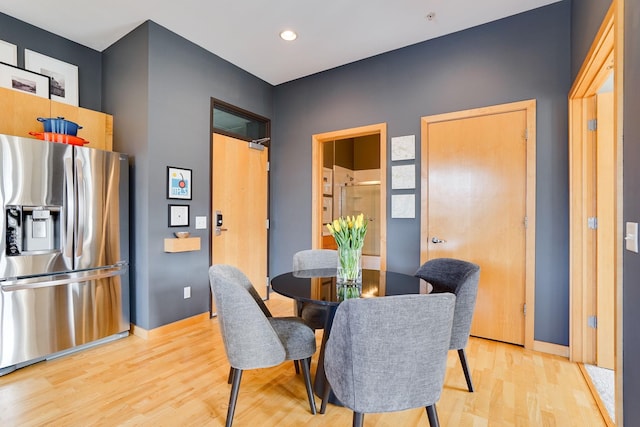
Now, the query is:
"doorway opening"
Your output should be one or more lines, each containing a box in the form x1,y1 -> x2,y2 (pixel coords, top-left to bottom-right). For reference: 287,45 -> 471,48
210,99 -> 271,302
568,1 -> 622,424
322,135 -> 381,267
312,123 -> 387,271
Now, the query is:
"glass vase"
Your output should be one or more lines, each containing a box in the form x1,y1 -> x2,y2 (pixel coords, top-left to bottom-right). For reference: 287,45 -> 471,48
336,246 -> 362,301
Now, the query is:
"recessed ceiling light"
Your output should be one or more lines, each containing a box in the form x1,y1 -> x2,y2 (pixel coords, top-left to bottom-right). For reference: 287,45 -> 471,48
280,30 -> 297,41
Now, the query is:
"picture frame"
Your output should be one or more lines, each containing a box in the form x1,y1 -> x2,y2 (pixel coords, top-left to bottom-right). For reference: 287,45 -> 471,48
322,196 -> 333,225
0,62 -> 51,99
0,40 -> 17,66
167,166 -> 192,200
391,164 -> 416,190
168,204 -> 190,227
24,49 -> 78,106
322,167 -> 333,195
391,135 -> 416,161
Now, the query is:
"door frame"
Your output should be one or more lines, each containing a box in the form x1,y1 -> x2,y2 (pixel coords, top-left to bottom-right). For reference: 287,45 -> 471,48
209,98 -> 271,301
420,99 -> 537,351
311,123 -> 387,270
568,0 -> 623,422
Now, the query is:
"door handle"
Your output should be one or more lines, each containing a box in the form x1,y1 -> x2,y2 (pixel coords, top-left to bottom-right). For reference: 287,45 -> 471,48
431,237 -> 447,244
214,210 -> 227,236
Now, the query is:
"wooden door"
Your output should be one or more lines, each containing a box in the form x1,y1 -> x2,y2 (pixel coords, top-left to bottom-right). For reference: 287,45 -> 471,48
595,91 -> 615,369
211,133 -> 269,298
421,101 -> 535,346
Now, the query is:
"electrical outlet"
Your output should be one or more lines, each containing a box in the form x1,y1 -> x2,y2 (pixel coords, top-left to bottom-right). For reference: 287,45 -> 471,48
184,286 -> 191,299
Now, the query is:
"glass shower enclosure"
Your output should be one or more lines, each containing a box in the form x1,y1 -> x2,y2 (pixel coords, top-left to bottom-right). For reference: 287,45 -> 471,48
339,183 -> 380,257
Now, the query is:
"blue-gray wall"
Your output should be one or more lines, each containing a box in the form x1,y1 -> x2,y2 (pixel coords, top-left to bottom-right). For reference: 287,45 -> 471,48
271,2 -> 571,346
0,12 -> 102,110
570,0 -> 613,79
624,0 -> 640,422
103,21 -> 273,329
102,23 -> 151,328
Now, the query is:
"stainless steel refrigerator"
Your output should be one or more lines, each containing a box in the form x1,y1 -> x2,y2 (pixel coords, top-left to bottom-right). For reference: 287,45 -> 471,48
0,134 -> 129,373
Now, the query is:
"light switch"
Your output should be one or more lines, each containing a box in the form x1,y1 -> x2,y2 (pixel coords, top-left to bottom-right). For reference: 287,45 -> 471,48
625,222 -> 638,253
195,216 -> 207,230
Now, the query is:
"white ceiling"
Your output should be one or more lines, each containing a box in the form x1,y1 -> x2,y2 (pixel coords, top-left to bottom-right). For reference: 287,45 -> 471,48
1,0 -> 562,86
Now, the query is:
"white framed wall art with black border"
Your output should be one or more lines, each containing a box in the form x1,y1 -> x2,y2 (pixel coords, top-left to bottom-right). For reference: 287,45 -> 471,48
0,62 -> 50,99
169,204 -> 190,227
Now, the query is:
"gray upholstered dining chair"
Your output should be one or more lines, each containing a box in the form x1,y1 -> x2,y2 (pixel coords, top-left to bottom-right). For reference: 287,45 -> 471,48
414,257 -> 481,392
213,263 -> 301,381
209,265 -> 317,427
292,249 -> 338,330
322,293 -> 456,427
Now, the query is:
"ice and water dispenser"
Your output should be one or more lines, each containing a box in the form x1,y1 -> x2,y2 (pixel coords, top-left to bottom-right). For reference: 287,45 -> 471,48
5,206 -> 61,255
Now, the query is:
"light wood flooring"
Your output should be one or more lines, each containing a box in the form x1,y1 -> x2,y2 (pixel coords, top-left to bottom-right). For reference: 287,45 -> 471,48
0,294 -> 606,426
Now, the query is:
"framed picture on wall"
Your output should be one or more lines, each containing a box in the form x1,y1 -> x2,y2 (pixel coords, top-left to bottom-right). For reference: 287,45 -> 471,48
167,166 -> 192,200
322,196 -> 333,224
0,62 -> 51,99
0,40 -> 17,65
168,204 -> 190,227
322,167 -> 333,195
24,49 -> 78,106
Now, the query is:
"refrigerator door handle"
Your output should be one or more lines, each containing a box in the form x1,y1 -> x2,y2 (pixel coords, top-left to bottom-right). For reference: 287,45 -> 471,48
64,157 -> 74,258
76,157 -> 85,257
1,265 -> 127,292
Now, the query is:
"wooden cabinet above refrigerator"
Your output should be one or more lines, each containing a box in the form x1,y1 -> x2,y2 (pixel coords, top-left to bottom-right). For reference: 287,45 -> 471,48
0,87 -> 113,151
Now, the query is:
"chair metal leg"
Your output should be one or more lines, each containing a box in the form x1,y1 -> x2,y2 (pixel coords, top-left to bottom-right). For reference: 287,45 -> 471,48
294,360 -> 300,374
426,404 -> 440,427
226,368 -> 243,427
296,300 -> 304,317
227,367 -> 234,384
458,348 -> 475,392
300,357 -> 317,414
353,412 -> 364,427
320,375 -> 331,414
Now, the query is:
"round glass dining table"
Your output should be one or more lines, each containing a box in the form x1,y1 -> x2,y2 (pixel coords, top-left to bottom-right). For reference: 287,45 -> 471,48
270,268 -> 432,408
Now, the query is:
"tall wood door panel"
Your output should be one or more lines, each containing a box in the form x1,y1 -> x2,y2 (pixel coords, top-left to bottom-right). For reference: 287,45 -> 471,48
421,102 -> 535,346
211,133 -> 268,298
595,91 -> 615,369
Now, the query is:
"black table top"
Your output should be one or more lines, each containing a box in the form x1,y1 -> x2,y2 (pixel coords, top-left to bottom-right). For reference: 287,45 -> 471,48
270,268 -> 432,306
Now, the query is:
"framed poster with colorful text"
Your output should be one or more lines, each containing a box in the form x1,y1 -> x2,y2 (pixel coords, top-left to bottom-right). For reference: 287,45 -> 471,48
167,166 -> 192,200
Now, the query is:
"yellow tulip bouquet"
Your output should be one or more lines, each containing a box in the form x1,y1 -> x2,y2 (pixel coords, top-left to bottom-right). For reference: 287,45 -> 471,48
326,213 -> 368,251
326,213 -> 368,299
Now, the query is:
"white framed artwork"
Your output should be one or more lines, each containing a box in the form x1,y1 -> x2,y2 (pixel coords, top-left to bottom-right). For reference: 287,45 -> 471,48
25,49 -> 78,106
168,204 -> 190,227
322,196 -> 333,225
0,62 -> 50,99
391,194 -> 415,218
391,164 -> 415,189
391,135 -> 415,161
323,167 -> 333,195
0,40 -> 17,66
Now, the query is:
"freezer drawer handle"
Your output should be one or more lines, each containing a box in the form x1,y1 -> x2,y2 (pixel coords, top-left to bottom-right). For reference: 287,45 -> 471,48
1,266 -> 126,292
